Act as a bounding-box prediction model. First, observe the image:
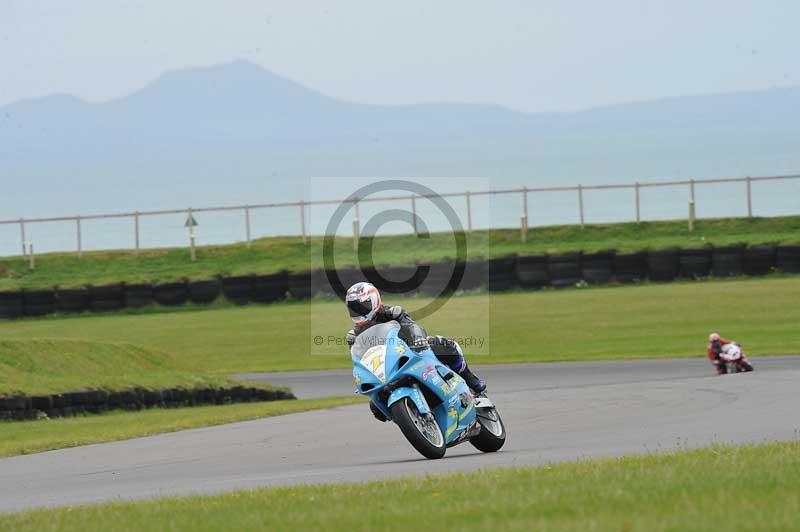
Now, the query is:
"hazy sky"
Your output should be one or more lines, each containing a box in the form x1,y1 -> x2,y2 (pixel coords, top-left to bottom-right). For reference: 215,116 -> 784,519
1,1 -> 798,112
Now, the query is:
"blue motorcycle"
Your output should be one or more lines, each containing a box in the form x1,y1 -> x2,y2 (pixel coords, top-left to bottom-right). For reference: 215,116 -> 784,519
351,321 -> 506,459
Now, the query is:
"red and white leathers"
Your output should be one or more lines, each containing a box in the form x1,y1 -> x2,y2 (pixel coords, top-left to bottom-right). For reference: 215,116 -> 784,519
708,335 -> 752,374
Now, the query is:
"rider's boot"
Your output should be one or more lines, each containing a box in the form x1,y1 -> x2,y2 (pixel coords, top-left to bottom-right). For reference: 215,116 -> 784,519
428,335 -> 487,393
458,363 -> 486,394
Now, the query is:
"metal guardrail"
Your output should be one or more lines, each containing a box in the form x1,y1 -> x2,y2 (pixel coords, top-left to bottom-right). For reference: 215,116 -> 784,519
2,174 -> 799,258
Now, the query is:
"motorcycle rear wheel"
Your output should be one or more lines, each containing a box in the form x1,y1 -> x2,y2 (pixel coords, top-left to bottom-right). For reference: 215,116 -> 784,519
390,397 -> 446,459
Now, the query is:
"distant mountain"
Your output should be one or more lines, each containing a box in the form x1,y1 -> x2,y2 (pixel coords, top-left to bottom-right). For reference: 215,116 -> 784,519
3,60 -> 800,169
2,60 -> 800,233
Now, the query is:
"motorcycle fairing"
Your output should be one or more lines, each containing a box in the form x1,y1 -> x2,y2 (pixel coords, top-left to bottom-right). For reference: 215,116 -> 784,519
350,321 -> 478,444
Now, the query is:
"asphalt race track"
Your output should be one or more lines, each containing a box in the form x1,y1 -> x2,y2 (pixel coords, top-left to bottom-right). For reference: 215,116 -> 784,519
1,357 -> 799,513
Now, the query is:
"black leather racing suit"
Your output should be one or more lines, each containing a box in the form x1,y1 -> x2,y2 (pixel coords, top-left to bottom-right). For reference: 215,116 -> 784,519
346,305 -> 465,372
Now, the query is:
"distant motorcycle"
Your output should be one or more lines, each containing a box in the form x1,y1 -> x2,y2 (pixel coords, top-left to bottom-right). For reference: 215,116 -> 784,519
351,321 -> 506,459
719,343 -> 754,374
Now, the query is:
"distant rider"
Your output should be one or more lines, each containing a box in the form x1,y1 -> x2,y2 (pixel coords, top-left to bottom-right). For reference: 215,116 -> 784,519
707,332 -> 753,374
345,282 -> 486,421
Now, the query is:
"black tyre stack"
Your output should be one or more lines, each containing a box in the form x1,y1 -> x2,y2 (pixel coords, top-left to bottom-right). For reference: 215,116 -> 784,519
23,290 -> 57,317
488,256 -> 517,292
287,271 -> 312,299
417,260 -> 458,296
776,245 -> 800,273
743,245 -> 776,276
614,252 -> 648,284
516,255 -> 549,289
124,283 -> 153,308
365,265 -> 419,297
457,260 -> 487,291
679,248 -> 712,279
153,282 -> 189,306
56,288 -> 90,313
711,245 -> 745,277
310,269 -> 338,298
188,279 -> 221,304
2,240 -> 799,322
646,249 -> 680,282
89,284 -> 125,312
222,275 -> 256,305
548,253 -> 582,288
253,272 -> 288,303
581,251 -> 615,285
333,268 -> 364,299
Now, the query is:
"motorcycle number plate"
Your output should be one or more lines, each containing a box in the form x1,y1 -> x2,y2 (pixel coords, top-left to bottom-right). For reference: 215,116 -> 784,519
361,346 -> 387,383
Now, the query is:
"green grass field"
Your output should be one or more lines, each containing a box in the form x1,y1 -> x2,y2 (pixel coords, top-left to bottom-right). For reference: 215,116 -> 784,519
1,215 -> 799,290
0,339 -> 244,396
2,440 -> 797,531
0,396 -> 363,458
0,277 -> 797,383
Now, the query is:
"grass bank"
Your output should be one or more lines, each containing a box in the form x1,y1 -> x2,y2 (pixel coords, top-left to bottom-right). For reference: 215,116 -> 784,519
2,440 -> 797,531
1,215 -> 799,290
0,277 -> 797,374
0,396 -> 363,458
0,339 -> 252,397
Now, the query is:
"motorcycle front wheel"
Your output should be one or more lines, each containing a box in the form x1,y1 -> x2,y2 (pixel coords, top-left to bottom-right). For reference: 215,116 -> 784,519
390,397 -> 446,459
470,405 -> 506,453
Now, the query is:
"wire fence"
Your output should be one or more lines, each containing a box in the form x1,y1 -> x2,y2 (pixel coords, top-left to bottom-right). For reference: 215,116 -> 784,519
2,173 -> 799,258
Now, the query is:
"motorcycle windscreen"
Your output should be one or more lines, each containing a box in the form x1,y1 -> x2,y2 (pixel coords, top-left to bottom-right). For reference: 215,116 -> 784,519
350,322 -> 400,359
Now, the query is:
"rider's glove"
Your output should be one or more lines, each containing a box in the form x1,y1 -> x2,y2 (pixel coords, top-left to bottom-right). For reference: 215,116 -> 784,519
346,330 -> 356,347
369,401 -> 388,422
411,336 -> 430,351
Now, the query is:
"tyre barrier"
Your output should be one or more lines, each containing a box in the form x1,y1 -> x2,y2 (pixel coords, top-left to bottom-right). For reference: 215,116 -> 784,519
56,287 -> 90,313
417,260 -> 460,296
743,245 -> 776,276
253,271 -> 288,303
310,269 -> 338,298
488,256 -> 517,292
0,291 -> 24,319
458,260 -> 488,291
23,290 -> 58,317
222,275 -> 256,305
153,281 -> 189,306
776,245 -> 800,274
362,265 -> 417,296
679,248 -> 712,279
516,255 -> 550,288
711,245 -> 745,277
2,244 -> 799,322
288,271 -> 313,299
614,252 -> 648,283
188,279 -> 221,304
0,386 -> 296,421
548,253 -> 582,288
335,268 -> 364,298
89,284 -> 125,312
124,283 -> 154,308
646,248 -> 680,282
581,251 -> 615,285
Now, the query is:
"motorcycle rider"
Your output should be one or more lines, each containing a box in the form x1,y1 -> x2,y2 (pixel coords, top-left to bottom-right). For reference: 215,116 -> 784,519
345,282 -> 486,422
707,332 -> 753,374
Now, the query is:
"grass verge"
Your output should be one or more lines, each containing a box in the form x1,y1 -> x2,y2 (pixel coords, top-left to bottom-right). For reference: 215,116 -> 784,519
0,277 -> 797,374
1,440 -> 797,531
1,215 -> 799,290
0,339 -> 252,396
0,396 -> 363,458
